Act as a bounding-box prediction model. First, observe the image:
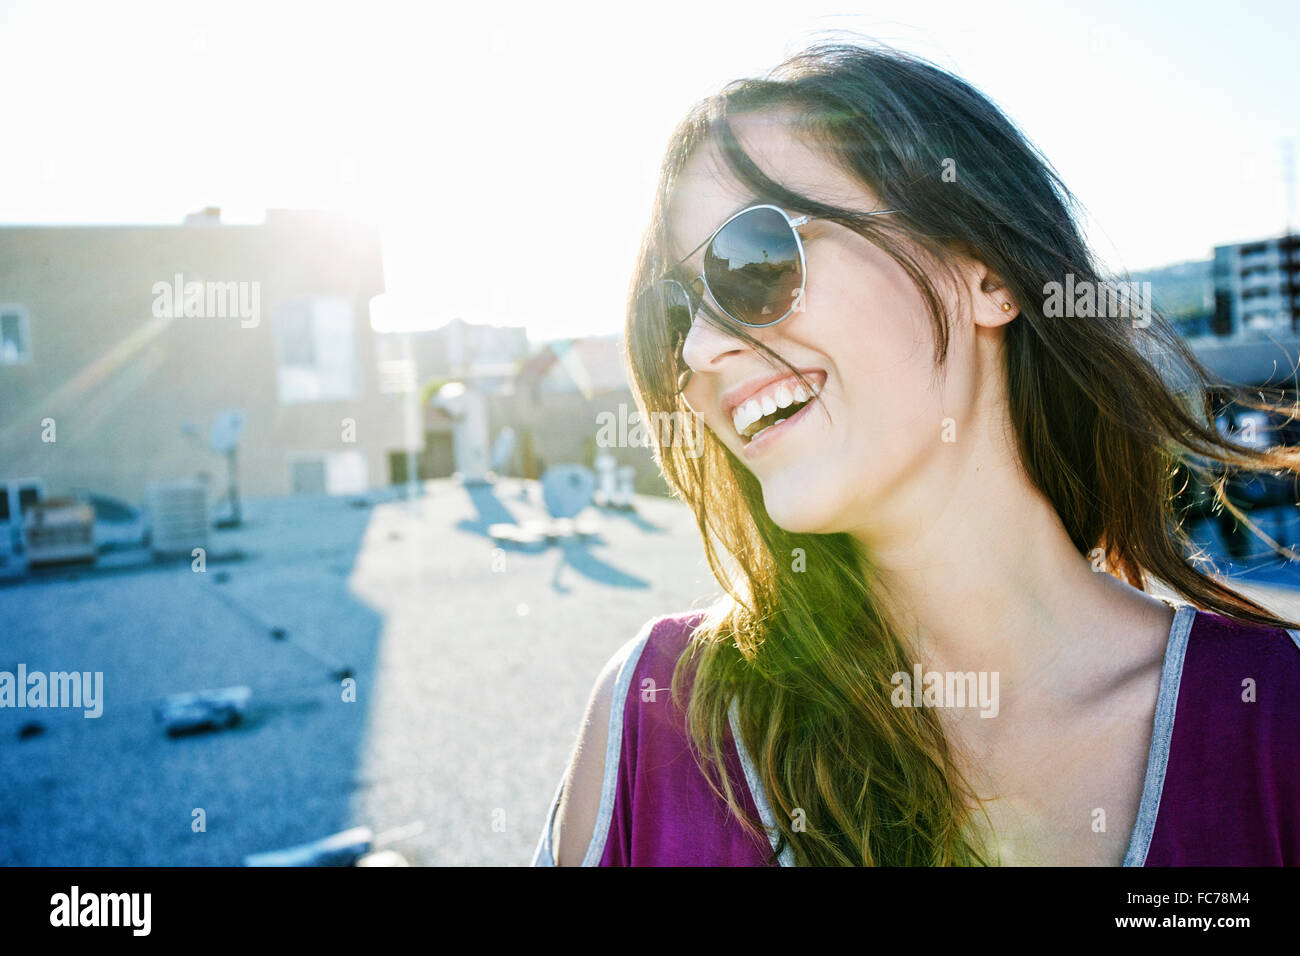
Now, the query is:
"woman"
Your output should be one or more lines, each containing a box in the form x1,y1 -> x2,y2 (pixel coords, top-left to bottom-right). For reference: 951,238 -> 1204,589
532,38 -> 1300,866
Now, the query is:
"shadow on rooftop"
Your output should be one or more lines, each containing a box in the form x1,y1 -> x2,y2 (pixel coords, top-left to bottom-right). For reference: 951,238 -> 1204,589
0,493 -> 386,866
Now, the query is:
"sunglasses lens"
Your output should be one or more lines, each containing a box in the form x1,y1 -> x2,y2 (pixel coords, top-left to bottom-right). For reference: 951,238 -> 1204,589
635,279 -> 696,389
660,279 -> 694,333
636,280 -> 694,334
703,207 -> 803,325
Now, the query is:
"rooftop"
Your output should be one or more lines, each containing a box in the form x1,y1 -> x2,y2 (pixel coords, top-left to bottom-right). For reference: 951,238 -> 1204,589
3,478 -> 1298,864
0,478 -> 716,865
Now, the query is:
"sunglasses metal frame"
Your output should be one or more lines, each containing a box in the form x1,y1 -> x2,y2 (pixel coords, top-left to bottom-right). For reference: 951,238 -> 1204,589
662,202 -> 897,331
653,203 -> 896,394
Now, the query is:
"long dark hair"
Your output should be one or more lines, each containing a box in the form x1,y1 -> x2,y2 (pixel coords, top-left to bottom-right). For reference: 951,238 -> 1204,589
623,36 -> 1300,865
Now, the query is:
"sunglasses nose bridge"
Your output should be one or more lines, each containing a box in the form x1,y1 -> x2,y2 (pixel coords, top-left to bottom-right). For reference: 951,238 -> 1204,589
687,274 -> 751,337
686,273 -> 706,306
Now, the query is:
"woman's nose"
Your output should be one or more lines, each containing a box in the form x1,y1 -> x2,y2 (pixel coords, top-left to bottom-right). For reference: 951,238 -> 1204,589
680,311 -> 751,375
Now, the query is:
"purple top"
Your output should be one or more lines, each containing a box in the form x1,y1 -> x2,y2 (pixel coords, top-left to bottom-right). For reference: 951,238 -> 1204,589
532,603 -> 1300,866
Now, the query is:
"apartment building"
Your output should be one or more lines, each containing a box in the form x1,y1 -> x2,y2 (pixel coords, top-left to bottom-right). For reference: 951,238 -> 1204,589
0,208 -> 411,504
1212,233 -> 1300,335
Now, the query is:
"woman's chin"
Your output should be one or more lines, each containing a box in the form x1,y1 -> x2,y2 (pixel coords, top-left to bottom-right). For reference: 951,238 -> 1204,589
761,492 -> 842,536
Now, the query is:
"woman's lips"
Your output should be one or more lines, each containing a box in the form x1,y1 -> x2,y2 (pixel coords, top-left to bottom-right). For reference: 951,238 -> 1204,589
739,387 -> 821,460
722,368 -> 828,424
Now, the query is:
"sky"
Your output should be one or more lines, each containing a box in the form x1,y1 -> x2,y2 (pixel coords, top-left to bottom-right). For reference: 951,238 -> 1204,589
1,0 -> 1295,341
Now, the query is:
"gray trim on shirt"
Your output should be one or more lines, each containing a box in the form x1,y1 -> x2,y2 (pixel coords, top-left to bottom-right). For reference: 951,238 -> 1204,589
728,695 -> 796,866
1121,602 -> 1196,866
530,617 -> 657,867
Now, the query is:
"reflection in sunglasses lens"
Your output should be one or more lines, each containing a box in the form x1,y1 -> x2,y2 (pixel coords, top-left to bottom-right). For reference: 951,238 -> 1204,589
704,207 -> 801,324
661,280 -> 694,333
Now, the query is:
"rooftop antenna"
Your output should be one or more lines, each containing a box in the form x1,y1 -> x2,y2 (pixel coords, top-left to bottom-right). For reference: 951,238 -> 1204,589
1283,137 -> 1296,237
1283,139 -> 1298,331
208,409 -> 245,528
183,409 -> 245,528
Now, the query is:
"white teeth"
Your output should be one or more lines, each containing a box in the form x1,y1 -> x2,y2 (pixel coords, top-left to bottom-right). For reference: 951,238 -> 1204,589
733,399 -> 762,435
731,375 -> 826,439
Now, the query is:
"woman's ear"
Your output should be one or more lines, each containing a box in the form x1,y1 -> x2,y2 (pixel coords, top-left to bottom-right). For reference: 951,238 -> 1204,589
945,243 -> 1019,328
974,267 -> 1018,329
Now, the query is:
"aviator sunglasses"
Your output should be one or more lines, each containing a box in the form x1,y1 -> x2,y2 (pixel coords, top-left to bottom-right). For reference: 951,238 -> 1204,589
641,203 -> 896,389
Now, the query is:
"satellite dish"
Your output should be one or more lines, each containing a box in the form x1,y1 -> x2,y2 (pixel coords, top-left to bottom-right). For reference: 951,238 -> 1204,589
209,409 -> 246,454
432,382 -> 468,419
541,465 -> 595,519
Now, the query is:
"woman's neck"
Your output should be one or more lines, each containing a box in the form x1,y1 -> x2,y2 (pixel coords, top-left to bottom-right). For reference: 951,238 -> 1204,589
845,399 -> 1168,714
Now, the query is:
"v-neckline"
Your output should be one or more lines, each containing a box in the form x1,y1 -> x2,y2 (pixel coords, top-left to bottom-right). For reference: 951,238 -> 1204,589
726,602 -> 1198,866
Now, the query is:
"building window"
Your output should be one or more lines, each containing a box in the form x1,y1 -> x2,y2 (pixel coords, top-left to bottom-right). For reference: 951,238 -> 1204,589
1,306 -> 31,364
289,450 -> 369,495
273,298 -> 359,403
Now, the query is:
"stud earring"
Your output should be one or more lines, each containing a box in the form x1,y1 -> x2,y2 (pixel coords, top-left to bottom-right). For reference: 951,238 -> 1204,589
1001,302 -> 1012,312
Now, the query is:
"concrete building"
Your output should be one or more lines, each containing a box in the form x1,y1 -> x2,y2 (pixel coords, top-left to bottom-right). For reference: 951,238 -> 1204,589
0,208 -> 410,504
497,335 -> 667,492
387,331 -> 670,494
376,318 -> 530,394
1212,233 -> 1300,336
376,319 -> 531,484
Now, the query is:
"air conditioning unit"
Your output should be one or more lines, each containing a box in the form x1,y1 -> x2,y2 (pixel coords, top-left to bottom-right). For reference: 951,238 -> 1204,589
24,498 -> 96,566
147,479 -> 210,558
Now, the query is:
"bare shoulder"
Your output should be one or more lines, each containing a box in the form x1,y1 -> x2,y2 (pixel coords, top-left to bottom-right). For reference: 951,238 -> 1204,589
551,643 -> 625,866
547,614 -> 676,864
1088,580 -> 1178,682
549,611 -> 708,865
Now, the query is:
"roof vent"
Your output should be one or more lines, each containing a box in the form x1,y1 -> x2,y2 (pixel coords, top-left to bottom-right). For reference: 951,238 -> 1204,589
183,206 -> 222,226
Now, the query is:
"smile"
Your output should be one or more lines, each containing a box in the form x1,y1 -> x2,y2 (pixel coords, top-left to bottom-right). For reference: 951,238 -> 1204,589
740,396 -> 819,460
732,373 -> 823,441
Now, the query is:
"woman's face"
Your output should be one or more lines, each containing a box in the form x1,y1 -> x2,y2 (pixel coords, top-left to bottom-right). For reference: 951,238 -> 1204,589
667,114 -> 998,541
